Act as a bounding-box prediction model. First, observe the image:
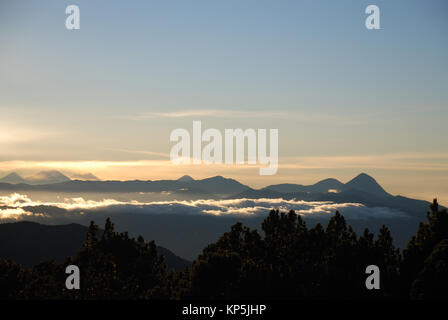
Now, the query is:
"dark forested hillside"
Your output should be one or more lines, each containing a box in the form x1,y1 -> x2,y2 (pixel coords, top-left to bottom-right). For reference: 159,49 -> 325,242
0,221 -> 190,270
0,199 -> 447,300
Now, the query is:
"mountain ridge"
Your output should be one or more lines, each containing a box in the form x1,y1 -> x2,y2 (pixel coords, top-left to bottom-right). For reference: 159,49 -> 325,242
265,173 -> 389,197
0,172 -> 28,184
0,170 -> 71,185
26,170 -> 71,185
344,173 -> 389,197
0,172 -> 387,195
0,172 -> 441,218
0,174 -> 251,195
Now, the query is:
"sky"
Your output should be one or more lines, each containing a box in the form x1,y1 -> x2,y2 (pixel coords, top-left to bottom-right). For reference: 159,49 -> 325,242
0,0 -> 447,204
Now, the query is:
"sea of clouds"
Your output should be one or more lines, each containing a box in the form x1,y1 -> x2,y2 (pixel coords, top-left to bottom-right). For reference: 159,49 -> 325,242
0,193 -> 410,223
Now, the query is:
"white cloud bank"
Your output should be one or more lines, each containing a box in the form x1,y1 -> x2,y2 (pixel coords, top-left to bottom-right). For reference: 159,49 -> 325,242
0,193 -> 409,221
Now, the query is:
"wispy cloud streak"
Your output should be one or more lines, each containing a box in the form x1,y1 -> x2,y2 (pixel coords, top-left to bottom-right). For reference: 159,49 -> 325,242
127,109 -> 288,120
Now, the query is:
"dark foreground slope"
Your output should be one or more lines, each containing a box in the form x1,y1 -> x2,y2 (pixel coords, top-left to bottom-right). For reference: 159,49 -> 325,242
0,221 -> 190,270
1,201 -> 447,300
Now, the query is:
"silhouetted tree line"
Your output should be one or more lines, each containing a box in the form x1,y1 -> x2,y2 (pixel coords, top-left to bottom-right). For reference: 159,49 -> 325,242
0,199 -> 447,300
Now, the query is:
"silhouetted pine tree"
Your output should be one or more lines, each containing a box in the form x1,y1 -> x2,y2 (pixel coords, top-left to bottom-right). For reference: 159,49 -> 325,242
401,199 -> 448,298
410,239 -> 448,299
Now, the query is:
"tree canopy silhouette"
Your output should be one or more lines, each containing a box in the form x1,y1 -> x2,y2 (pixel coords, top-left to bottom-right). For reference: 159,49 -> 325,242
0,199 -> 447,300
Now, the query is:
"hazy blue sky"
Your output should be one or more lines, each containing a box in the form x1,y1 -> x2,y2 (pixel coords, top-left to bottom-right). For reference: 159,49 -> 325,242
0,0 -> 447,203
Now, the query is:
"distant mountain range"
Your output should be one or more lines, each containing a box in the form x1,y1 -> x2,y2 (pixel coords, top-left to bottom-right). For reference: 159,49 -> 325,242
0,171 -> 393,197
233,173 -> 433,219
0,171 -> 98,185
0,172 -> 440,260
0,171 -> 393,199
0,171 -> 439,218
0,173 -> 249,195
263,173 -> 388,197
0,221 -> 190,270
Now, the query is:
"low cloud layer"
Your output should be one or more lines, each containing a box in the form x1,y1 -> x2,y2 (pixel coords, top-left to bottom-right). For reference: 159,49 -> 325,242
0,193 -> 409,223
